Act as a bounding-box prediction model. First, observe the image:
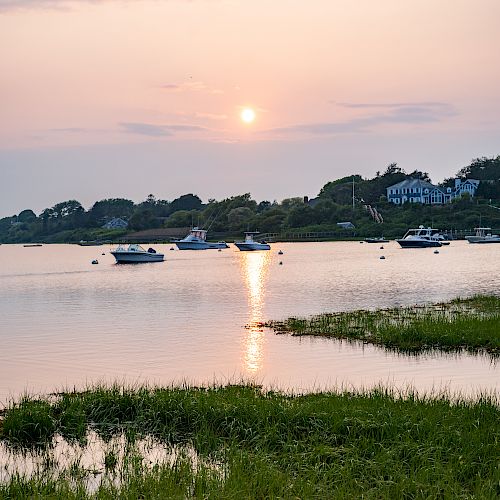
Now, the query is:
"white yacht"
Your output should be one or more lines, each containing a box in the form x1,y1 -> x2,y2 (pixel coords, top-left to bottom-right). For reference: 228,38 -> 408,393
234,232 -> 271,251
465,227 -> 500,244
173,227 -> 229,250
110,244 -> 164,263
396,226 -> 443,248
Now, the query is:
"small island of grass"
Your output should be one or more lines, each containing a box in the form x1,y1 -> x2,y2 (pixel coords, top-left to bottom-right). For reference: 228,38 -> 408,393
263,295 -> 500,355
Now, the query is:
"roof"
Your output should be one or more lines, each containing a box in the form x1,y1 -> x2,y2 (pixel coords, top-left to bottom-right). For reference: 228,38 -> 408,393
386,178 -> 435,190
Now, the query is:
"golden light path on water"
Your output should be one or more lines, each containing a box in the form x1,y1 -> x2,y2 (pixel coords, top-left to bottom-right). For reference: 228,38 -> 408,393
238,250 -> 271,374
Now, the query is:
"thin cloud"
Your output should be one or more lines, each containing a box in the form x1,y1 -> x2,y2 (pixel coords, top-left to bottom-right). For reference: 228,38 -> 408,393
49,127 -> 87,133
334,101 -> 451,109
267,103 -> 457,136
194,112 -> 228,121
120,123 -> 173,137
120,122 -> 207,137
0,0 -> 96,11
160,80 -> 223,95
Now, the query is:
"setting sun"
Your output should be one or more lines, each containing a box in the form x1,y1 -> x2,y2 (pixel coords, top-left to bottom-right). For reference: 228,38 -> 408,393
241,108 -> 256,123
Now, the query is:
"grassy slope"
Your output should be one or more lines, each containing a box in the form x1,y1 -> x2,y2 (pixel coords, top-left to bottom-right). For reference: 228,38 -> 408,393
265,295 -> 500,355
1,385 -> 499,498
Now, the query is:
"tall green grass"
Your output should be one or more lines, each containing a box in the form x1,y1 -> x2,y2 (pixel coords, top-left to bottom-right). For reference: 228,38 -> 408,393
1,384 -> 499,498
265,295 -> 500,355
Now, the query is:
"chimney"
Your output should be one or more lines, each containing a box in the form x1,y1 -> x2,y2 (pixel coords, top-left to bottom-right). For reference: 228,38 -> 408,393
303,196 -> 309,204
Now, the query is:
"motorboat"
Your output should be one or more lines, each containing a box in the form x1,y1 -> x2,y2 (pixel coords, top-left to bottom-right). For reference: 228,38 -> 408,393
173,227 -> 229,250
465,227 -> 500,244
110,244 -> 164,263
364,237 -> 389,243
234,232 -> 271,251
396,226 -> 443,248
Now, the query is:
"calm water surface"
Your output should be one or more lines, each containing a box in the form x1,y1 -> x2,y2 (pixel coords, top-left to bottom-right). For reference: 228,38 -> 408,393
0,241 -> 499,402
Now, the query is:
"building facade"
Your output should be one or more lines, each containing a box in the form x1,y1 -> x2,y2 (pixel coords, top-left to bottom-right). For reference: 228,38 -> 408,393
386,178 -> 479,205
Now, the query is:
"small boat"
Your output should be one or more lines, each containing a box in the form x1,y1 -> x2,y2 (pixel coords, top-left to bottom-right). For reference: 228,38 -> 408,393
465,227 -> 500,244
23,243 -> 43,247
397,226 -> 443,248
173,227 -> 228,250
364,237 -> 389,243
110,244 -> 164,263
234,232 -> 271,251
78,240 -> 102,246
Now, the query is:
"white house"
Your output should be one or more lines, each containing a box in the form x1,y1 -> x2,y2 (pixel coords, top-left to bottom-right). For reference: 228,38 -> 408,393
386,178 -> 480,205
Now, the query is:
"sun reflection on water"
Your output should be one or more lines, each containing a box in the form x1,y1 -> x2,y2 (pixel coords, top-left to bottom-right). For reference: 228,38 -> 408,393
238,251 -> 271,374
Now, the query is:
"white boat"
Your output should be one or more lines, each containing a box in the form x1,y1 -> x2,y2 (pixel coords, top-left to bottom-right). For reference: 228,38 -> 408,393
234,232 -> 271,251
364,237 -> 389,243
110,244 -> 164,263
465,227 -> 500,244
173,227 -> 229,250
396,226 -> 443,248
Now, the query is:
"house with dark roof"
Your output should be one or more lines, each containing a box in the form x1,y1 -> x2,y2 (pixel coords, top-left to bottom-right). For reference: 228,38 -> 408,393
102,217 -> 128,229
386,178 -> 480,205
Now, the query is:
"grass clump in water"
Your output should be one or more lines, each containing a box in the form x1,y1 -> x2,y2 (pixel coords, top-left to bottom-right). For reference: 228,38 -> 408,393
0,384 -> 499,498
2,398 -> 55,447
264,294 -> 500,355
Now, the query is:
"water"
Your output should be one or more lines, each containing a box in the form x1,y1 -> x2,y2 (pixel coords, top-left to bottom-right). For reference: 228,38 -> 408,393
0,241 -> 499,402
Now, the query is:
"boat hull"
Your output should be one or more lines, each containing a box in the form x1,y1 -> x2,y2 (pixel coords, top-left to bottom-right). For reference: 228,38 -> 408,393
110,251 -> 164,263
234,242 -> 271,251
174,241 -> 228,250
397,239 -> 442,248
466,236 -> 500,244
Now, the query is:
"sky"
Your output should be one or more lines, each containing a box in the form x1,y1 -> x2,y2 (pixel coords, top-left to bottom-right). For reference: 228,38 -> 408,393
1,0 -> 499,217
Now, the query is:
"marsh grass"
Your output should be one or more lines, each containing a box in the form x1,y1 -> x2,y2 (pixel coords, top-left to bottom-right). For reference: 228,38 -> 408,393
0,384 -> 499,498
264,295 -> 500,355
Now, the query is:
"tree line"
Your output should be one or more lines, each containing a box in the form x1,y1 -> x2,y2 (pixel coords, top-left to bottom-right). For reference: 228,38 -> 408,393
1,156 -> 499,243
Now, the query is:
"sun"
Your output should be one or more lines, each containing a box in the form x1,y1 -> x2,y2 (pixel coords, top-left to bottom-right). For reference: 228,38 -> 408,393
241,107 -> 256,123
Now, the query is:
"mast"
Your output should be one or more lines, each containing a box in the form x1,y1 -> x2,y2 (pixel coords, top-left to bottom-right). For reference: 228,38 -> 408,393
352,176 -> 355,211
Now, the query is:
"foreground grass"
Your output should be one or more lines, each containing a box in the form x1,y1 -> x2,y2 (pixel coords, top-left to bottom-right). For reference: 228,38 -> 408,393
1,384 -> 499,498
264,295 -> 500,355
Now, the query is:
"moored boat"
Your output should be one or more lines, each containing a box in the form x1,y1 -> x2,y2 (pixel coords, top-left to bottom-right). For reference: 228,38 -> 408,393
234,232 -> 271,251
173,227 -> 228,250
110,244 -> 164,263
364,237 -> 389,243
465,227 -> 500,244
397,226 -> 443,248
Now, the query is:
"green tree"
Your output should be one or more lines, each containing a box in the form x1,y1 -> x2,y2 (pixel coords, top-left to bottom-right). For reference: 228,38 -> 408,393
17,209 -> 37,222
170,194 -> 203,213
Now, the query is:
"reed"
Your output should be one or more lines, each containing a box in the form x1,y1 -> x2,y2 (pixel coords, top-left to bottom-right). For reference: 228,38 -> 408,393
264,295 -> 500,355
0,384 -> 499,498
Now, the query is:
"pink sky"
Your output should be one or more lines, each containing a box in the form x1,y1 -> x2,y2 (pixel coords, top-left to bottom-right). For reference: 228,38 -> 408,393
1,0 -> 499,215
